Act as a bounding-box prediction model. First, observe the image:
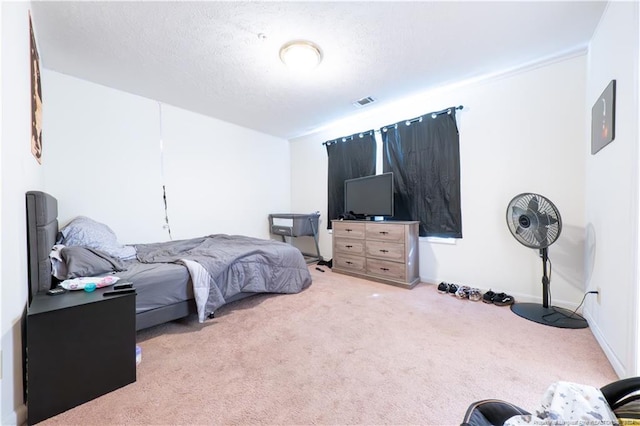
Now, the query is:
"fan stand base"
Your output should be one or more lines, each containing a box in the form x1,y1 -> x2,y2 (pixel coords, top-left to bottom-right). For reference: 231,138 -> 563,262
511,303 -> 588,329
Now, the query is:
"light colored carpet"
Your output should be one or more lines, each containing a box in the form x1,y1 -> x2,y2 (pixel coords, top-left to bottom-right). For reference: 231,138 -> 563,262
40,267 -> 617,425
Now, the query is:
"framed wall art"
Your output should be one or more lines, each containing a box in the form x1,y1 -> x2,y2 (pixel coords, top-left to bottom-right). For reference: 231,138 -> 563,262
591,79 -> 616,155
30,11 -> 43,164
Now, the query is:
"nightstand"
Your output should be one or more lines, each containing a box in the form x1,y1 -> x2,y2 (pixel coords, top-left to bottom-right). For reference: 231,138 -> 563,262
25,287 -> 136,424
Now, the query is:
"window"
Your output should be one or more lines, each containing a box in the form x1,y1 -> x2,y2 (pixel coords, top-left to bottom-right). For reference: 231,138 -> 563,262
325,106 -> 462,238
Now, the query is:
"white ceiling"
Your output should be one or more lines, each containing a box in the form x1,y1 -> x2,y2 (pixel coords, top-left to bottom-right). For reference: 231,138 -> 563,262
30,1 -> 607,140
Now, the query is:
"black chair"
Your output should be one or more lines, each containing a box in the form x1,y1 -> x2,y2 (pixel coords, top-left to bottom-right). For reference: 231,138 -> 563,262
460,399 -> 529,426
601,376 -> 640,411
460,377 -> 640,426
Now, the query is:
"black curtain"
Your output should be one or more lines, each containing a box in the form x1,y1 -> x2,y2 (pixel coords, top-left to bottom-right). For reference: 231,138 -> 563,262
381,109 -> 462,238
325,131 -> 376,229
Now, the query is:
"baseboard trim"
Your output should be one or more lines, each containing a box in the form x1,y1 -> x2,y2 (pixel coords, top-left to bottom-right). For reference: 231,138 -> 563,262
583,309 -> 626,379
3,403 -> 27,426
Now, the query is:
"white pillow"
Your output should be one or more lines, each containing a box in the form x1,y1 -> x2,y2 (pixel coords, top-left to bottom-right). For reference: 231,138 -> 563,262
58,216 -> 137,260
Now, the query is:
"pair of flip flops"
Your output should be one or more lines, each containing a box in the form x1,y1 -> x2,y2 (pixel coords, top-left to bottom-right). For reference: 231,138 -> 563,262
482,290 -> 514,306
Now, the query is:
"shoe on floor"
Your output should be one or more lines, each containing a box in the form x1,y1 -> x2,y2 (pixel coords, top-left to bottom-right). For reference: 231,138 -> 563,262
468,288 -> 482,302
448,283 -> 459,296
482,290 -> 496,304
455,285 -> 470,299
492,292 -> 515,306
437,282 -> 449,294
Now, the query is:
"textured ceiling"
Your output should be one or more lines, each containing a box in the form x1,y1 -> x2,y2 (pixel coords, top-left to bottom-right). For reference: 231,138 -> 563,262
30,1 -> 607,140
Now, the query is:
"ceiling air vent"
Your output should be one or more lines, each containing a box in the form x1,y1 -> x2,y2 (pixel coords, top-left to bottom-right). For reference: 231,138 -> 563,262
353,96 -> 376,108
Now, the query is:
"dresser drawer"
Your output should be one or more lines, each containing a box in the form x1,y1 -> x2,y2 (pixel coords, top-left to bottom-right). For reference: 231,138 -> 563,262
334,238 -> 365,256
333,221 -> 366,239
335,254 -> 366,273
366,258 -> 406,281
366,223 -> 405,243
366,240 -> 405,261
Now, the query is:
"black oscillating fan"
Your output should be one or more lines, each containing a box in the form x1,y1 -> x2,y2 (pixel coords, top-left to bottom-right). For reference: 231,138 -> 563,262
506,193 -> 587,329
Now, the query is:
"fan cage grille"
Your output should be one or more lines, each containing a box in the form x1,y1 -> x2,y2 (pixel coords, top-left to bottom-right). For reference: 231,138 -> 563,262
506,193 -> 562,249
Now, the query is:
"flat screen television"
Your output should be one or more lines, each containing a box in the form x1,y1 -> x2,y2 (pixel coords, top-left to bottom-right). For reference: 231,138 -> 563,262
344,172 -> 394,218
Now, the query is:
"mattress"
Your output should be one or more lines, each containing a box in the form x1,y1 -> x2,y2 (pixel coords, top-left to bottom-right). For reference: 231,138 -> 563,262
117,260 -> 192,314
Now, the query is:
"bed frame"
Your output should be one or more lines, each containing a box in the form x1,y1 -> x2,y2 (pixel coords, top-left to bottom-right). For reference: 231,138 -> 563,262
25,190 -> 219,330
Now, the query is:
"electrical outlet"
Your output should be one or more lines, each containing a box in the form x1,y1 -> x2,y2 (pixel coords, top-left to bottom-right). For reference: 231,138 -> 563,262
597,287 -> 602,304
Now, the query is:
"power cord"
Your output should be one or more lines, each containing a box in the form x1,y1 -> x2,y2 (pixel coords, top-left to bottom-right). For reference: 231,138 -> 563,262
541,290 -> 598,324
566,290 -> 598,318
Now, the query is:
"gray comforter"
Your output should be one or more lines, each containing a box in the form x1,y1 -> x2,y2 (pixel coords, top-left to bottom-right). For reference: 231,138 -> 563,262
135,234 -> 312,321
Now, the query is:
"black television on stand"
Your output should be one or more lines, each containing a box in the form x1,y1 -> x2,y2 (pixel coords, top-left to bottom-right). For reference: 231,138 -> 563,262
344,172 -> 394,220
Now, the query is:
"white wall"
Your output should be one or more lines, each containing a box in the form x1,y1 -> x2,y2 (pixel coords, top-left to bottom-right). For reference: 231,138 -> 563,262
41,70 -> 291,244
291,53 -> 588,309
1,3 -> 43,424
1,0 -> 3,417
42,71 -> 165,243
583,1 -> 639,378
161,104 -> 291,240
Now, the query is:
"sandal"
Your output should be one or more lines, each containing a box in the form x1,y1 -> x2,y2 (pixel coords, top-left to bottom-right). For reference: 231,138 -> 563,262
448,283 -> 459,296
437,282 -> 449,294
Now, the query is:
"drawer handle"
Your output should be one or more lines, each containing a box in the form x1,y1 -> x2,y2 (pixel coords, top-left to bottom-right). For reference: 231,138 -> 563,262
380,267 -> 390,271
346,261 -> 353,265
345,245 -> 353,248
346,229 -> 353,232
379,249 -> 389,253
379,231 -> 389,235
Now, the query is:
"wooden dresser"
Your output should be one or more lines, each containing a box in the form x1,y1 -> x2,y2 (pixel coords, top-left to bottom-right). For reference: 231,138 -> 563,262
332,220 -> 420,288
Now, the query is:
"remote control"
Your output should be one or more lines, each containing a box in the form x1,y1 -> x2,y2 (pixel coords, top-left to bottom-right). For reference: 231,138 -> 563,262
103,288 -> 136,296
46,287 -> 66,296
114,282 -> 133,290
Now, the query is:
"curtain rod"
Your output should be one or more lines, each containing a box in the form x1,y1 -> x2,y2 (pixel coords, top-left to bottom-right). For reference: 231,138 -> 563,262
388,105 -> 464,128
323,129 -> 375,146
323,105 -> 464,145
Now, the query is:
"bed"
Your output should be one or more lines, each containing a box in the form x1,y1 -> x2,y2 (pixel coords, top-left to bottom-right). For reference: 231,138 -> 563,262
26,191 -> 313,330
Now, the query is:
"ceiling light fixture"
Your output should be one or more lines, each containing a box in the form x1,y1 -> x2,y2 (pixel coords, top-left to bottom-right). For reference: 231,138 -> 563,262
279,40 -> 323,71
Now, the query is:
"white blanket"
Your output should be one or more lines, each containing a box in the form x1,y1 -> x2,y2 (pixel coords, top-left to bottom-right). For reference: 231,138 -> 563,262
505,381 -> 618,425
